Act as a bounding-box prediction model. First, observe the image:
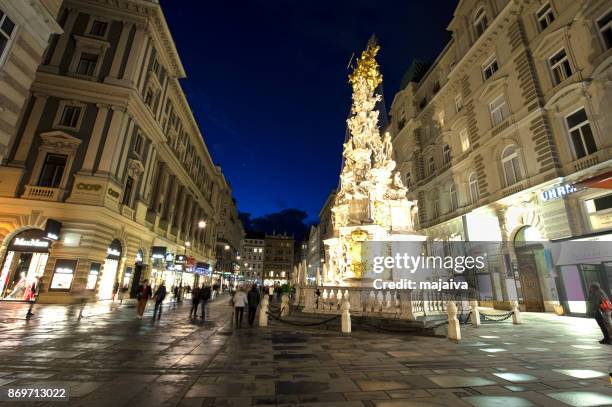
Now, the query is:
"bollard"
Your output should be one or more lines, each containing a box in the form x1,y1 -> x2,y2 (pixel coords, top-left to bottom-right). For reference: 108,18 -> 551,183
447,301 -> 461,341
469,300 -> 480,327
511,300 -> 521,324
280,294 -> 290,317
341,298 -> 351,333
259,295 -> 269,327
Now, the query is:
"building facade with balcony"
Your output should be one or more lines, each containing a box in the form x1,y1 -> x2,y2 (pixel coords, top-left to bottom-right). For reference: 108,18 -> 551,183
389,0 -> 612,314
0,0 -> 227,303
0,0 -> 62,162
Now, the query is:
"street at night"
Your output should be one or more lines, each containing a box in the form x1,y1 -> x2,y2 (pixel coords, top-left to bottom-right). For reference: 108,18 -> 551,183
1,0 -> 612,406
0,297 -> 611,406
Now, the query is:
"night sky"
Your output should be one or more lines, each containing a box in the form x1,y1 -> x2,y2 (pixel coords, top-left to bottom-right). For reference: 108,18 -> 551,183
163,1 -> 457,221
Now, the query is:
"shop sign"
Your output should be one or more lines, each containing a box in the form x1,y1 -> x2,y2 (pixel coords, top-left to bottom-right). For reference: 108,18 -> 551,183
165,253 -> 174,262
187,256 -> 196,267
541,183 -> 577,201
13,238 -> 50,249
44,219 -> 61,241
151,246 -> 166,259
135,249 -> 144,264
195,262 -> 211,275
106,239 -> 122,260
175,255 -> 186,265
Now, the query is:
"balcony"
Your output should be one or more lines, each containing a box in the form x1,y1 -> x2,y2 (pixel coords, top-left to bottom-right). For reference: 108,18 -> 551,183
121,205 -> 135,220
501,180 -> 528,198
22,185 -> 62,202
573,153 -> 600,172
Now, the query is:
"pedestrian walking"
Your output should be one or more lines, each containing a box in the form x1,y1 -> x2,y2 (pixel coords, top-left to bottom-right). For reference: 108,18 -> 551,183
588,282 -> 611,344
189,284 -> 201,318
153,282 -> 167,320
247,284 -> 260,327
233,287 -> 248,328
268,285 -> 274,302
118,284 -> 128,305
112,281 -> 119,301
136,279 -> 152,319
200,284 -> 212,319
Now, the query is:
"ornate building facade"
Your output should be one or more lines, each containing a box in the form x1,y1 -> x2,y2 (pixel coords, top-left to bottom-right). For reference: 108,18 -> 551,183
0,0 -> 231,303
389,0 -> 612,314
0,0 -> 62,162
214,179 -> 244,284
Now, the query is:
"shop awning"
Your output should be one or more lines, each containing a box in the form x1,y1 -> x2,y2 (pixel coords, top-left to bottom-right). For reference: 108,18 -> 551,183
576,170 -> 612,189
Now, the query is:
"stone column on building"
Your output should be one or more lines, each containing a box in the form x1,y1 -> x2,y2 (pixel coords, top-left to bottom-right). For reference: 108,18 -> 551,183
105,21 -> 134,84
140,145 -> 156,201
95,106 -> 129,177
13,93 -> 48,165
80,104 -> 110,174
121,25 -> 147,88
45,8 -> 78,74
495,206 -> 512,302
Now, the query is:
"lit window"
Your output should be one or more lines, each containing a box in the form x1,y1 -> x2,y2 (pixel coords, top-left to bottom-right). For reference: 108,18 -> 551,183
460,129 -> 470,152
89,20 -> 108,37
39,154 -> 67,188
0,9 -> 16,66
454,94 -> 464,113
469,173 -> 479,203
598,10 -> 612,50
443,144 -> 451,164
489,95 -> 510,126
566,108 -> 597,159
501,145 -> 523,186
76,52 -> 98,76
59,105 -> 82,128
549,49 -> 572,85
536,3 -> 555,31
474,7 -> 488,38
482,56 -> 499,80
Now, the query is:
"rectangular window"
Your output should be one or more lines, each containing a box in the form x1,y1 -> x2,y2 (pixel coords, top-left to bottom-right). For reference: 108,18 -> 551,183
597,10 -> 612,50
59,105 -> 81,128
122,176 -> 134,206
593,194 -> 612,212
566,108 -> 597,159
489,95 -> 510,126
482,57 -> 499,80
428,156 -> 435,176
536,3 -> 555,31
455,94 -> 464,112
460,129 -> 470,152
549,49 -> 572,86
50,259 -> 77,291
89,20 -> 108,37
86,263 -> 100,290
133,133 -> 143,155
76,52 -> 98,76
443,144 -> 451,164
38,154 -> 67,188
0,9 -> 16,65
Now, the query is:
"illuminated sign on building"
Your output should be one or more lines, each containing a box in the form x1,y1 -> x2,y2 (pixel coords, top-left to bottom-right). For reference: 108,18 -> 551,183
13,238 -> 50,248
151,246 -> 167,259
541,184 -> 577,201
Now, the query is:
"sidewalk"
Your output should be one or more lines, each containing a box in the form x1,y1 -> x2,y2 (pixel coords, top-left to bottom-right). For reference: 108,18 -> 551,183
0,301 -> 610,406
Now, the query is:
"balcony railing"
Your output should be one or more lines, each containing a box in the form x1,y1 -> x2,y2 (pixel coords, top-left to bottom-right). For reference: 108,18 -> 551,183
22,185 -> 62,202
573,153 -> 600,172
121,205 -> 135,220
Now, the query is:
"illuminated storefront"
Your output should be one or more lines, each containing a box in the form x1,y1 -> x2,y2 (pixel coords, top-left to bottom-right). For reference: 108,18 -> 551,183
0,229 -> 51,300
98,239 -> 122,300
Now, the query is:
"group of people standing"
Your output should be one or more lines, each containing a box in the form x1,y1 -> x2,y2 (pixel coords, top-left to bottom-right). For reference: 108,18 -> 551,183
189,284 -> 212,319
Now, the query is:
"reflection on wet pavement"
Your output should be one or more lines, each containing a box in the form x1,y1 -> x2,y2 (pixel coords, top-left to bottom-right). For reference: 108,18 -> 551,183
0,300 -> 611,406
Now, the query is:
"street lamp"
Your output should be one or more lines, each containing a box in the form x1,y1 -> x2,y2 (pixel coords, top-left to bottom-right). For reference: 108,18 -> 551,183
198,220 -> 207,229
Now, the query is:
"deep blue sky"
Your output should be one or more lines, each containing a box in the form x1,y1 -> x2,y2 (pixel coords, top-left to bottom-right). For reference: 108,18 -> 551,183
163,1 -> 456,221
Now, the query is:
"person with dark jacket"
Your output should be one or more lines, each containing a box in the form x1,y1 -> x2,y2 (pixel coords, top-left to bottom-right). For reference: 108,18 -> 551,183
189,285 -> 201,318
137,280 -> 152,319
247,285 -> 261,327
588,282 -> 611,344
153,282 -> 167,320
200,285 -> 212,319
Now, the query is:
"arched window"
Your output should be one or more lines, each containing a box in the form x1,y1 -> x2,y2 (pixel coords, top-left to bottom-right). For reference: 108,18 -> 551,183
474,7 -> 488,38
501,145 -> 524,186
469,172 -> 479,204
450,183 -> 458,211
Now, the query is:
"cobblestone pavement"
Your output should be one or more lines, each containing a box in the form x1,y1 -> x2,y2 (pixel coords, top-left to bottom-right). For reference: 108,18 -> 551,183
0,297 -> 611,406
